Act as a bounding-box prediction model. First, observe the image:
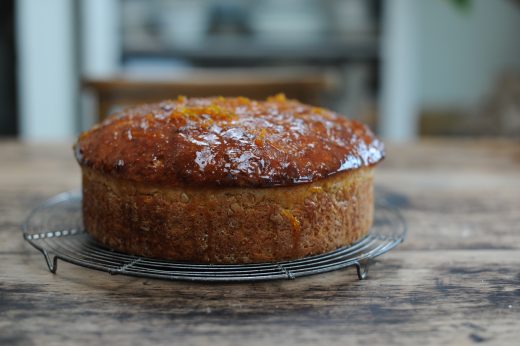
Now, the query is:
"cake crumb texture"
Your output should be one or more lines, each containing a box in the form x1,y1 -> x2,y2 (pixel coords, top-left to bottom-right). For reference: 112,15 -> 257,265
82,167 -> 374,263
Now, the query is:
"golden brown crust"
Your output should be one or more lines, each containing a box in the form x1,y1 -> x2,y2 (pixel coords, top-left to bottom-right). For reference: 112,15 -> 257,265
74,95 -> 384,188
82,167 -> 374,263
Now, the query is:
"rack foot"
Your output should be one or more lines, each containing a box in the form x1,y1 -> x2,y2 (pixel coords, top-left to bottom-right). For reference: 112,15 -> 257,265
42,250 -> 58,273
355,260 -> 369,280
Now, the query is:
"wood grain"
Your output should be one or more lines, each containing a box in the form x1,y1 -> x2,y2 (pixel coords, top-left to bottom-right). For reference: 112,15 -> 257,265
1,138 -> 519,346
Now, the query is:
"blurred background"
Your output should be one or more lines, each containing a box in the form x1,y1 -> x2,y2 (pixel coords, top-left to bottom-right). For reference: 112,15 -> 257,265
1,0 -> 519,141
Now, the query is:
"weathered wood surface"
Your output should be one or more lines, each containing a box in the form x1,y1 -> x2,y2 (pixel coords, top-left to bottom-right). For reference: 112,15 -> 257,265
1,139 -> 519,346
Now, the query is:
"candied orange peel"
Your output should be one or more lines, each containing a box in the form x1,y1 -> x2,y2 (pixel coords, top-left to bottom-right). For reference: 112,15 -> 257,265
255,128 -> 267,146
267,93 -> 287,102
281,209 -> 301,233
310,186 -> 323,193
168,102 -> 238,123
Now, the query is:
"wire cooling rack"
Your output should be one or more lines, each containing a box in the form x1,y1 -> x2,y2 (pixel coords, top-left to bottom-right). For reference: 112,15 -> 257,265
22,190 -> 406,282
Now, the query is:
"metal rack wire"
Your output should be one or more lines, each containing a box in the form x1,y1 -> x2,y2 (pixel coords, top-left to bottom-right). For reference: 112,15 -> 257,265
22,191 -> 406,282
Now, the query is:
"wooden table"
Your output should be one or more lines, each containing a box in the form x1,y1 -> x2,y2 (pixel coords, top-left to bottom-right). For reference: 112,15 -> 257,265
1,139 -> 519,345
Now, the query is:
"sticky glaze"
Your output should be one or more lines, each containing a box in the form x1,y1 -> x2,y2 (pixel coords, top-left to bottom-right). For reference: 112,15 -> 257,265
74,95 -> 384,188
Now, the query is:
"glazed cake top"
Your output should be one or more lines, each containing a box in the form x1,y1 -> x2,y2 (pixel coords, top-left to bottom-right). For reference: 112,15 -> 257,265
74,95 -> 384,188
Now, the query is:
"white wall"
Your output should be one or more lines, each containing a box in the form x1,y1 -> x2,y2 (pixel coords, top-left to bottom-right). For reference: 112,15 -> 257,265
417,0 -> 520,109
16,0 -> 121,139
380,0 -> 419,141
80,0 -> 121,79
380,0 -> 520,140
16,0 -> 76,140
79,0 -> 121,131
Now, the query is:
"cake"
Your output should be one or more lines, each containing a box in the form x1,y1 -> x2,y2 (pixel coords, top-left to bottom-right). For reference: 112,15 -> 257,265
74,94 -> 384,263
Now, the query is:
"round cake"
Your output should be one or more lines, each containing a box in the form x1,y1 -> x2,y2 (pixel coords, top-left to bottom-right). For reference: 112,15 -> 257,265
74,94 -> 384,263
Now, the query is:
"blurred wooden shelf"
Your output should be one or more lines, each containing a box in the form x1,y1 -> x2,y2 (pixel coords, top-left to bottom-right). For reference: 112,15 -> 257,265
83,68 -> 334,120
123,35 -> 380,65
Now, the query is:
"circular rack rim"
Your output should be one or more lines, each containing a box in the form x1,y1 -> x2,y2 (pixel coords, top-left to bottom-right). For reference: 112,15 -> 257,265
22,190 -> 407,282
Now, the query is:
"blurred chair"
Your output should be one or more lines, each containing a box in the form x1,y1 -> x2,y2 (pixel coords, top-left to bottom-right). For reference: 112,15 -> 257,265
82,68 -> 333,121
